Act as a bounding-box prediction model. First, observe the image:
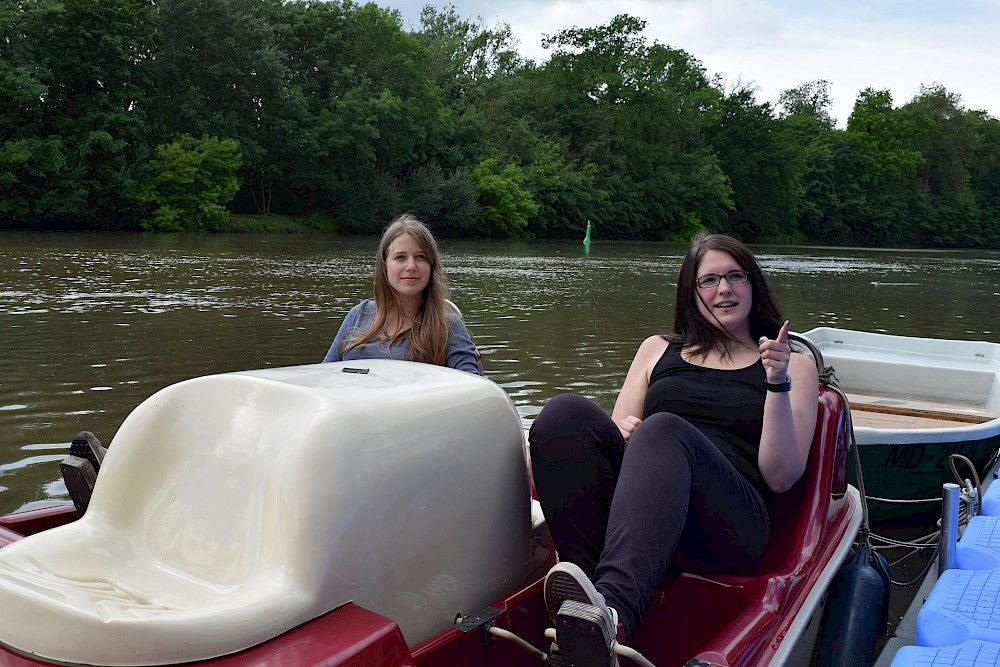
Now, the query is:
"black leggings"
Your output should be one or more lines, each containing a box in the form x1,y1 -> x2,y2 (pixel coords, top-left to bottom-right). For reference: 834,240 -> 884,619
529,393 -> 770,636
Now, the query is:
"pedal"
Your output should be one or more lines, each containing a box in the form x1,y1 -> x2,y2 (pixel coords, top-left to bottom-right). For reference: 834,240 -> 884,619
556,600 -> 617,667
69,431 -> 106,473
546,646 -> 566,667
60,455 -> 97,514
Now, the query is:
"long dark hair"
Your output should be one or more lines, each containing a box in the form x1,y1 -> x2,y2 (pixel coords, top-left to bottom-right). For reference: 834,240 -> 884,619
666,234 -> 783,357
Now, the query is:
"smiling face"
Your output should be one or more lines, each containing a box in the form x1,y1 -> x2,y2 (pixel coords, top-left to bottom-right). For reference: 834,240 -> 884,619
385,232 -> 431,306
694,249 -> 753,339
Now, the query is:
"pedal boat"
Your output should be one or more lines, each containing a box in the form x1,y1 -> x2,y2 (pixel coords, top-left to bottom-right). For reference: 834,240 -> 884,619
0,358 -> 861,666
802,327 -> 1000,517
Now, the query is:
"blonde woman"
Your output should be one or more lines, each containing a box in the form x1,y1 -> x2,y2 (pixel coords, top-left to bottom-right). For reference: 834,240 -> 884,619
322,214 -> 481,374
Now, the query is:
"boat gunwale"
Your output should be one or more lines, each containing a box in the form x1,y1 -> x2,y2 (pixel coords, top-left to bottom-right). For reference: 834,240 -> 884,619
802,327 -> 1000,367
850,417 -> 1000,444
769,485 -> 864,665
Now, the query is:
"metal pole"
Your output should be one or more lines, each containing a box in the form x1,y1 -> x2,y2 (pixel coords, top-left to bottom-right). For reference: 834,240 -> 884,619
939,483 -> 961,574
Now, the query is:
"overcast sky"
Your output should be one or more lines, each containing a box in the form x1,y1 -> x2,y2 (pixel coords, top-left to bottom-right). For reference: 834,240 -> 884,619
378,0 -> 1000,127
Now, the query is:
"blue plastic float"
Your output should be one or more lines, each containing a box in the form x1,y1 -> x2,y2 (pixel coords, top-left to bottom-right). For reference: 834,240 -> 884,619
892,639 -> 1000,667
891,480 -> 1000,666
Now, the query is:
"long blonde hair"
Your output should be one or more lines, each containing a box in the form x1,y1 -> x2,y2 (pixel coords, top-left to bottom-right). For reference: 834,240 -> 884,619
343,214 -> 452,365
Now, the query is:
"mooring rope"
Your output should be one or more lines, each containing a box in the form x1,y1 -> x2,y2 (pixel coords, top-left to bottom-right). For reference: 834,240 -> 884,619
811,355 -> 874,543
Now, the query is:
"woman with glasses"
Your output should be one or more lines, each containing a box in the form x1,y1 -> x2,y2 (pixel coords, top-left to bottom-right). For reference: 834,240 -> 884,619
322,214 -> 481,374
530,233 -> 818,664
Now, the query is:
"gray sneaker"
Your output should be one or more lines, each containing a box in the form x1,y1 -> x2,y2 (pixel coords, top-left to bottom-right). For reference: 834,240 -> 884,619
544,562 -> 620,667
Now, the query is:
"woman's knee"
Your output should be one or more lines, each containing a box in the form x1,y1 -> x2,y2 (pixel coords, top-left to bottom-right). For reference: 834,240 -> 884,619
530,393 -> 606,445
636,411 -> 688,433
629,412 -> 699,449
529,393 -> 624,471
626,413 -> 717,466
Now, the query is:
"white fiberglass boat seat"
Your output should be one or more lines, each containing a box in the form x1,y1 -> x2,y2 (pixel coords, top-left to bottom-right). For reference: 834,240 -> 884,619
0,361 -> 534,665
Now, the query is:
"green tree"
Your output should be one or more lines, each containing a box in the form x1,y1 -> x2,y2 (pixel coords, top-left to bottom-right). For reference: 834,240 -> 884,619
532,14 -> 732,239
0,1 -> 64,222
702,85 -> 801,241
416,5 -> 526,174
522,139 -> 604,237
898,85 -> 979,246
843,88 -> 923,245
1,0 -> 156,227
138,134 -> 241,231
967,111 -> 1000,247
418,5 -> 523,105
469,157 -> 539,236
399,162 -> 480,235
152,0 -> 307,214
778,79 -> 836,128
776,80 -> 845,243
282,1 -> 448,229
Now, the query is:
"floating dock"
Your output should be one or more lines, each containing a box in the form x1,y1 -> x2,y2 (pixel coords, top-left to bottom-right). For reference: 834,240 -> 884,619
882,476 -> 1000,666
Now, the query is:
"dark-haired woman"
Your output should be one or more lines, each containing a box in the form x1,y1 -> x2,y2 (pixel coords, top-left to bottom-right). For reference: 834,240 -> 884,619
531,234 -> 818,664
322,214 -> 481,374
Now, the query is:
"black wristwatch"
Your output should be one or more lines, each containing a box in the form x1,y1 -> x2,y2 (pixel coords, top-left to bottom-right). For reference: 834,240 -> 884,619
765,378 -> 792,392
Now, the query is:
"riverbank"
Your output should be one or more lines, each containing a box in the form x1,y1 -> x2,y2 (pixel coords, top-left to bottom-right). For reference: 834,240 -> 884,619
4,214 -> 1000,249
0,213 -> 343,235
218,213 -> 341,233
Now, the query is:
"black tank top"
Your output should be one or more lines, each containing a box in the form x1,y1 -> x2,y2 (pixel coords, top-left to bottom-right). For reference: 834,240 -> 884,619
642,343 -> 767,493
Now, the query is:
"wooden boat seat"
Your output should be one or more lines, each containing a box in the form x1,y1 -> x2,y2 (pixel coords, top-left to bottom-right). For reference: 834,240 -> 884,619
0,361 -> 537,666
629,387 -> 859,665
846,391 -> 999,429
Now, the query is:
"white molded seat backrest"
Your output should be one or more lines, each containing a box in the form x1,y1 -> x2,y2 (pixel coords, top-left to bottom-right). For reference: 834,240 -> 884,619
0,361 -> 533,665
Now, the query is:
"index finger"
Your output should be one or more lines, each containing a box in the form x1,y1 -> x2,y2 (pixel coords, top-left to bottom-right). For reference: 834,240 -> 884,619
777,320 -> 790,344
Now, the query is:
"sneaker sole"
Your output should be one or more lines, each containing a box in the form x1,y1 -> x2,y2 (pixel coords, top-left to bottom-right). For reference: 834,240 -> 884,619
544,562 -> 605,622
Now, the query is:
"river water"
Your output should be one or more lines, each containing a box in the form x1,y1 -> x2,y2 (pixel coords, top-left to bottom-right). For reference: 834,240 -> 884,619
1,231 -> 998,513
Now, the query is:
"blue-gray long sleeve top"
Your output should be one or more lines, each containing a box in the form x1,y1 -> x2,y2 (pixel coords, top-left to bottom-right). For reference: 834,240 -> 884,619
322,300 -> 482,375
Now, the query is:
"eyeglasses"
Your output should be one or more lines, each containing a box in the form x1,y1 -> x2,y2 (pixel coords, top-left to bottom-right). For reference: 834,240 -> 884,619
696,269 -> 749,289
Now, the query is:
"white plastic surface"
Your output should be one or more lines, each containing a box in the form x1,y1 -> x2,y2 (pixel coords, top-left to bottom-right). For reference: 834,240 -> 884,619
0,361 -> 534,665
802,327 -> 1000,408
802,327 -> 1000,445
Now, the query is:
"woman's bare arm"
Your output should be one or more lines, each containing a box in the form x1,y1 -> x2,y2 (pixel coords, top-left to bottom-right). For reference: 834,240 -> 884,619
611,335 -> 668,440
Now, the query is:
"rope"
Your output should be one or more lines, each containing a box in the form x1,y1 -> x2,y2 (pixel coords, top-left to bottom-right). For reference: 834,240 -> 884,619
486,626 -> 547,661
866,496 -> 940,504
791,335 -> 875,550
816,364 -> 873,543
870,532 -> 941,550
866,450 -> 997,587
542,628 -> 657,667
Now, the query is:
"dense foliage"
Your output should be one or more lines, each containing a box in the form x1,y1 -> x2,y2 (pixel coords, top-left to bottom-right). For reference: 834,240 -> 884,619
1,1 -> 997,246
138,134 -> 242,231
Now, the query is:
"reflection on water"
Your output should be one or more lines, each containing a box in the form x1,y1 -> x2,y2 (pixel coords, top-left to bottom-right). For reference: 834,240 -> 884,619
1,231 -> 998,514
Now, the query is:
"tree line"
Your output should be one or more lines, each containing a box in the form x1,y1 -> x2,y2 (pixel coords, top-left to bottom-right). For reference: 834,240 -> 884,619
2,0 -> 998,247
